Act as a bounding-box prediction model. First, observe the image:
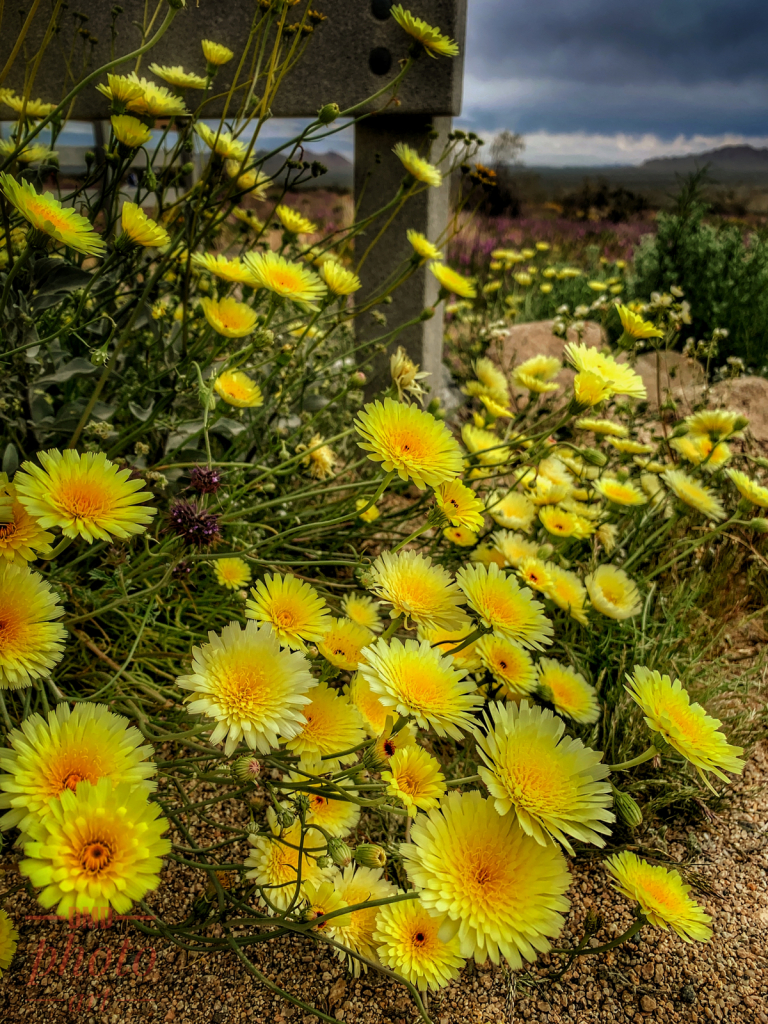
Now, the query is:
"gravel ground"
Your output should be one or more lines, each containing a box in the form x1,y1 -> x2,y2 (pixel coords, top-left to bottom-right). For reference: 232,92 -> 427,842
1,739 -> 765,1024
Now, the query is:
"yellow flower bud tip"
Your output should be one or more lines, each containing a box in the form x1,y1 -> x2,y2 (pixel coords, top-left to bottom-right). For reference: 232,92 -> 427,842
354,843 -> 387,869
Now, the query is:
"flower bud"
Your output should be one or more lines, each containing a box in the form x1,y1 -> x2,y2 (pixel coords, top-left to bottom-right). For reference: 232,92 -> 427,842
295,793 -> 311,817
354,844 -> 387,869
327,837 -> 351,867
578,446 -> 608,467
277,808 -> 295,829
748,518 -> 768,533
612,786 -> 643,829
362,742 -> 389,773
167,0 -> 186,7
317,102 -> 340,124
232,755 -> 260,784
316,855 -> 332,869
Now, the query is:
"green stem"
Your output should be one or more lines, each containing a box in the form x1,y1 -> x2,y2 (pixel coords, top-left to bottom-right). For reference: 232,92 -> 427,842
608,745 -> 658,772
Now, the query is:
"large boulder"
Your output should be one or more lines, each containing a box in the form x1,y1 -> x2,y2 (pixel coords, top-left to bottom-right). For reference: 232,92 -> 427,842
500,319 -> 603,393
634,350 -> 706,408
709,376 -> 768,443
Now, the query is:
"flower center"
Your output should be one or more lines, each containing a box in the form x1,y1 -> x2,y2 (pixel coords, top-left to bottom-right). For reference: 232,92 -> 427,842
80,839 -> 113,874
61,771 -> 85,792
57,482 -> 111,521
413,931 -> 426,946
275,609 -> 297,628
0,522 -> 17,540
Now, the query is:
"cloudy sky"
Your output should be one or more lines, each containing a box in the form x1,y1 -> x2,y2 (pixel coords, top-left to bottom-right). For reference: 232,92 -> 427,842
458,0 -> 768,165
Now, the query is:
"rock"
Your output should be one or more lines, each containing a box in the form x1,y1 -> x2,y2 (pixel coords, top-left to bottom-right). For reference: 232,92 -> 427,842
640,994 -> 658,1012
634,350 -> 706,408
501,319 -> 604,394
709,375 -> 768,442
680,984 -> 697,1004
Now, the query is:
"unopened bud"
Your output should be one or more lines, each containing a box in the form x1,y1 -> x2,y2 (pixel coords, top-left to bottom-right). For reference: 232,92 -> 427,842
579,447 -> 608,467
316,855 -> 332,869
327,837 -> 351,867
295,793 -> 311,816
354,843 -> 387,869
748,518 -> 768,533
362,742 -> 389,772
180,161 -> 194,175
232,755 -> 260,784
419,306 -> 435,321
317,102 -> 340,124
277,808 -> 295,829
612,786 -> 643,829
167,0 -> 186,9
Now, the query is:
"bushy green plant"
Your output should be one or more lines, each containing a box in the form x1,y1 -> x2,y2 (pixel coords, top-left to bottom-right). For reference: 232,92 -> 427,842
631,171 -> 768,372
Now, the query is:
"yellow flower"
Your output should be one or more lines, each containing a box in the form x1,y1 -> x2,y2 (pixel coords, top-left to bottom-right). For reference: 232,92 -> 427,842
684,408 -> 745,441
476,633 -> 536,697
244,808 -> 329,911
585,564 -> 642,620
596,522 -> 619,553
111,114 -> 151,148
0,909 -> 18,976
0,563 -> 65,690
194,122 -> 247,161
245,573 -> 330,650
517,556 -> 551,593
298,778 -> 361,838
417,618 -> 483,672
317,618 -> 374,671
486,490 -> 536,532
608,438 -> 655,455
477,701 -> 613,852
330,865 -> 396,973
461,424 -> 507,467
489,530 -> 539,569
471,541 -> 507,568
342,593 -> 383,634
201,296 -> 259,338
1,94 -> 56,118
565,343 -> 646,399
232,207 -> 265,232
605,852 -> 712,943
275,204 -> 317,235
191,252 -> 254,283
178,620 -> 316,756
96,74 -> 145,107
544,564 -> 589,625
374,897 -> 464,992
0,702 -> 157,838
430,261 -> 476,298
511,355 -> 561,393
127,78 -> 187,117
282,681 -> 365,768
727,468 -> 768,507
616,305 -> 663,341
320,260 -> 362,296
347,672 -> 392,736
573,371 -> 613,406
626,666 -> 744,785
593,477 -> 647,506
537,658 -> 599,724
303,878 -> 351,932
538,505 -> 593,537
662,468 -> 725,520
401,790 -> 571,967
390,4 -> 460,57
244,250 -> 326,306
14,449 -> 156,543
121,201 -> 170,247
202,39 -> 234,65
300,433 -> 337,480
213,556 -> 252,590
20,777 -> 170,919
382,745 -> 446,813
456,562 -> 553,650
407,229 -> 443,260
575,417 -> 629,437
225,160 -> 272,199
670,434 -> 731,471
436,479 -> 483,532
355,398 -> 463,489
393,142 -> 442,187
369,549 -> 465,631
0,173 -> 105,256
360,637 -> 481,739
147,63 -> 207,89
355,497 -> 380,524
0,478 -> 53,563
214,369 -> 263,408
443,524 -> 478,546
479,394 -> 513,418
464,357 -> 509,404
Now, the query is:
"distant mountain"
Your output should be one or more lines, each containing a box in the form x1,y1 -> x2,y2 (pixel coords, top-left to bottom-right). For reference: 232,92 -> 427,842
260,148 -> 352,188
641,145 -> 768,173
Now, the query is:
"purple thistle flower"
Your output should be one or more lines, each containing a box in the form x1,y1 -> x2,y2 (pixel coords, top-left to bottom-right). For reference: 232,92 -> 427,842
167,500 -> 221,547
190,465 -> 223,494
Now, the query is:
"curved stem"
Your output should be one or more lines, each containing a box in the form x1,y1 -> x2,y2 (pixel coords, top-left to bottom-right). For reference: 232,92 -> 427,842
609,745 -> 658,772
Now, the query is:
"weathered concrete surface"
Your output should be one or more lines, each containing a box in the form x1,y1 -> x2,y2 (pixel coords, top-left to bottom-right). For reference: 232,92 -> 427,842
356,114 -> 452,394
1,0 -> 466,119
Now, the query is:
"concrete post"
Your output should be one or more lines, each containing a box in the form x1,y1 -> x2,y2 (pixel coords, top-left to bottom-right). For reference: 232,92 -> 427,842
354,114 -> 452,396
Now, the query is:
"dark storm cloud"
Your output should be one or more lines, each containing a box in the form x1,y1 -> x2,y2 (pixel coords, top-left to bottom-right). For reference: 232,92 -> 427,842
462,0 -> 768,136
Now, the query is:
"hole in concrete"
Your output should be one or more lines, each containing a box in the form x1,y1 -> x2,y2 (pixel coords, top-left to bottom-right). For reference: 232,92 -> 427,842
369,46 -> 392,76
371,0 -> 392,18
